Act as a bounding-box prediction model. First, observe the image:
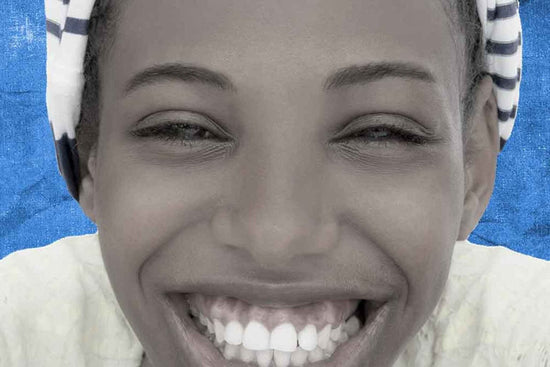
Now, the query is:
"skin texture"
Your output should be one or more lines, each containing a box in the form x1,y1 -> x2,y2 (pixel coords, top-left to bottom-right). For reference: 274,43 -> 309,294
78,0 -> 500,366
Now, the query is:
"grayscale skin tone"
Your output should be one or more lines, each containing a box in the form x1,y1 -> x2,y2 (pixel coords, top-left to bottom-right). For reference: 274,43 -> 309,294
78,0 -> 500,366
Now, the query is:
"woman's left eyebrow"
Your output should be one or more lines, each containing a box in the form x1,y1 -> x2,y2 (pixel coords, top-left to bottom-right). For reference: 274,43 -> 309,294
124,63 -> 237,95
323,62 -> 437,90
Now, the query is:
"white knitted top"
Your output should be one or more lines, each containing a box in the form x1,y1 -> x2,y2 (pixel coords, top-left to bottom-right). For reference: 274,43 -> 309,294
0,233 -> 549,366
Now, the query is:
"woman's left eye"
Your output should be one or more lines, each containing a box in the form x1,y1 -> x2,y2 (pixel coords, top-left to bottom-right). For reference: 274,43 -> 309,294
342,125 -> 430,146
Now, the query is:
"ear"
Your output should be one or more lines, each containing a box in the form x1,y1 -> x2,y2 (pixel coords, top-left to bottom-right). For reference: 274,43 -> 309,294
457,75 -> 500,241
78,145 -> 98,224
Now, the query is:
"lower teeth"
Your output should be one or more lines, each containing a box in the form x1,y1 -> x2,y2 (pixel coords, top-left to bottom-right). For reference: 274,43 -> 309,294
188,300 -> 367,366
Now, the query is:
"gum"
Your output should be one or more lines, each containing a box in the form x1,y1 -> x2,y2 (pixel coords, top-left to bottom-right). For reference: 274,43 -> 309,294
186,293 -> 360,332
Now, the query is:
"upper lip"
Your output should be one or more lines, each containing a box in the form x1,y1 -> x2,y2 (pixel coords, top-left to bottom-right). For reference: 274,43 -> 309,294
163,276 -> 396,308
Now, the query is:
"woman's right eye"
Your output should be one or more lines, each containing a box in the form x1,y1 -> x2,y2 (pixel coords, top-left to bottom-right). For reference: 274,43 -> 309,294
130,120 -> 228,149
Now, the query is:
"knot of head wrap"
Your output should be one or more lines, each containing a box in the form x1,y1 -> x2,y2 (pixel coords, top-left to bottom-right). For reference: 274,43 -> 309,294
44,0 -> 523,200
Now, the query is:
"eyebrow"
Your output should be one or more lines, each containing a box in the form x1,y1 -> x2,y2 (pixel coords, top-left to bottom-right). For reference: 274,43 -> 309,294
323,62 -> 436,90
125,61 -> 435,95
125,63 -> 236,94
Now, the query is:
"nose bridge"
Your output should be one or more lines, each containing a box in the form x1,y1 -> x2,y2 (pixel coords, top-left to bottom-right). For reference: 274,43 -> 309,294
232,138 -> 335,263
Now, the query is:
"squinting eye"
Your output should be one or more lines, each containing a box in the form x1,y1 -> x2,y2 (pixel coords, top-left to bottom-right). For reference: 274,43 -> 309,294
343,124 -> 430,146
131,122 -> 222,147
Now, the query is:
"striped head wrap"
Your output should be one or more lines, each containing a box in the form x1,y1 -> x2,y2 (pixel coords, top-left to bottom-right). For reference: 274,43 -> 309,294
45,0 -> 523,200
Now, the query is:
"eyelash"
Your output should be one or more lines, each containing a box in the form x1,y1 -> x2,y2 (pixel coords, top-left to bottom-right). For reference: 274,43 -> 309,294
131,120 -> 429,148
340,123 -> 430,146
131,122 -> 221,148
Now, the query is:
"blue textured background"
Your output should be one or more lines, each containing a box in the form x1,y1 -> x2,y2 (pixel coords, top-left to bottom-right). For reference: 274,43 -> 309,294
0,1 -> 548,260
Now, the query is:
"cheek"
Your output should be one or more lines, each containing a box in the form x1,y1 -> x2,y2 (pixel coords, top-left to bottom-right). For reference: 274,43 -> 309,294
388,173 -> 460,300
330,151 -> 464,304
93,142 -> 227,274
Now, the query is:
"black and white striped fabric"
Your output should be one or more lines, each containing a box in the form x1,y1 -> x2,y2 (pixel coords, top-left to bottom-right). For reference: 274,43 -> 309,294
44,0 -> 523,200
477,0 -> 523,148
45,0 -> 95,199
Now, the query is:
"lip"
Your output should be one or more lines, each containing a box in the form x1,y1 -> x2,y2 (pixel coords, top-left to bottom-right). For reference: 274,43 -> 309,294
159,282 -> 396,367
159,278 -> 396,308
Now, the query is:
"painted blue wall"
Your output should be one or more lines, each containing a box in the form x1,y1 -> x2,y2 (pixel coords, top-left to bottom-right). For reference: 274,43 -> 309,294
0,1 -> 548,260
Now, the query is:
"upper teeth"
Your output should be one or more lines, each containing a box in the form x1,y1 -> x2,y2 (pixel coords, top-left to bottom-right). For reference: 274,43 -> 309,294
225,320 -> 244,345
186,295 -> 364,366
214,319 -> 225,344
344,315 -> 361,337
297,324 -> 317,351
317,324 -> 331,349
194,312 -> 360,360
270,323 -> 298,352
243,321 -> 271,350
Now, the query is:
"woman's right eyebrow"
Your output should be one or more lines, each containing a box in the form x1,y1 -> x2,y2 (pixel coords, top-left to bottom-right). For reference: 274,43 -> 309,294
124,63 -> 237,95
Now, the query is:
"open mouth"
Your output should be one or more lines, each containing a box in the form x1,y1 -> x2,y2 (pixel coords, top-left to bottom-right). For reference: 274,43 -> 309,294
165,293 -> 389,367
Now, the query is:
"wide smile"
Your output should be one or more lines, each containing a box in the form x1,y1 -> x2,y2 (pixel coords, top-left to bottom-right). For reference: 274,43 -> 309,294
161,290 -> 393,367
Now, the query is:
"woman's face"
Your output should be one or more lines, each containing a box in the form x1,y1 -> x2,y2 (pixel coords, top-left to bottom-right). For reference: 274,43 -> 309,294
83,0 -> 482,366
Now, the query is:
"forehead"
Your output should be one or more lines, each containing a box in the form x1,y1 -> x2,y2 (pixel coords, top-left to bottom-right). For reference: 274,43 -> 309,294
105,0 -> 463,120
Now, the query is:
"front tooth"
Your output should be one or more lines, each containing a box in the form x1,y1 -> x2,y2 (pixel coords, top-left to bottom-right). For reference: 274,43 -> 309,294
297,324 -> 317,351
239,345 -> 256,363
224,320 -> 244,345
307,347 -> 324,363
274,350 -> 292,367
223,343 -> 239,360
270,323 -> 298,352
214,319 -> 225,344
257,349 -> 274,367
290,348 -> 308,366
243,321 -> 270,350
330,324 -> 342,341
317,324 -> 331,349
344,316 -> 361,337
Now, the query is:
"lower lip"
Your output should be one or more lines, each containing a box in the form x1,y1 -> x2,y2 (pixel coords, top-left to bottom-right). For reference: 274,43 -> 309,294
162,294 -> 392,367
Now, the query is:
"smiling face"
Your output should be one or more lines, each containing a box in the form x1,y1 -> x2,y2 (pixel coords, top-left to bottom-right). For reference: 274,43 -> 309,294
78,0 -> 499,366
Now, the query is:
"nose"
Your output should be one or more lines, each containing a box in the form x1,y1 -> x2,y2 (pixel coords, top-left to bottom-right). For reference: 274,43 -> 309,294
211,140 -> 339,266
